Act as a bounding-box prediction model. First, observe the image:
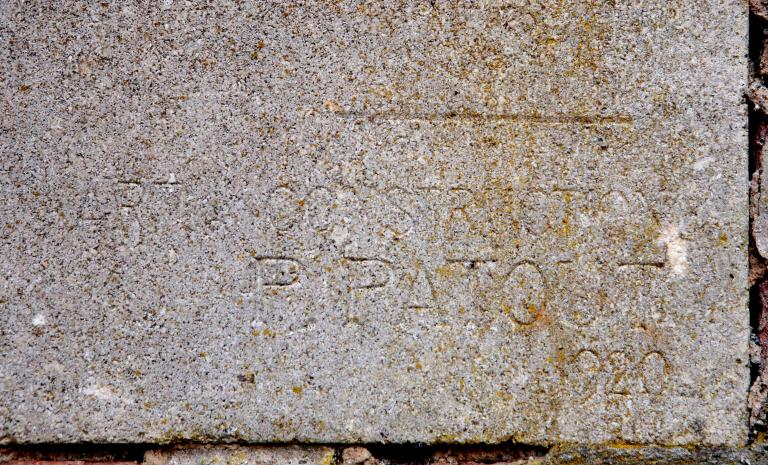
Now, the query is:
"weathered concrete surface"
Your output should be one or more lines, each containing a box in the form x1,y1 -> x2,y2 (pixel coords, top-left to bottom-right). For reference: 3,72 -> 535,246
0,0 -> 748,446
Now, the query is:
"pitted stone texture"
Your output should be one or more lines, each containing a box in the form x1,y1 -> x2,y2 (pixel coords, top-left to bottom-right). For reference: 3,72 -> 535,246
144,447 -> 334,465
0,0 -> 748,446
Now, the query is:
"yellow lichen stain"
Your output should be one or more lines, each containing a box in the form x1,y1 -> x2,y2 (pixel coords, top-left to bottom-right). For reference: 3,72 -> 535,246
324,100 -> 342,112
435,264 -> 458,280
291,385 -> 303,395
433,433 -> 458,443
556,216 -> 571,238
230,450 -> 248,465
719,233 -> 728,245
319,450 -> 335,465
500,302 -> 512,316
603,440 -> 646,450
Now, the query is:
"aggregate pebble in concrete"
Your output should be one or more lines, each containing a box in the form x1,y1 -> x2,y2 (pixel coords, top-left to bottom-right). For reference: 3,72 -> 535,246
0,0 -> 749,446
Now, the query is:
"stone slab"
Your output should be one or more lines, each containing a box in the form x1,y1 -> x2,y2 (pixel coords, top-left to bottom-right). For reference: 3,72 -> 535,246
0,0 -> 749,446
143,447 -> 335,465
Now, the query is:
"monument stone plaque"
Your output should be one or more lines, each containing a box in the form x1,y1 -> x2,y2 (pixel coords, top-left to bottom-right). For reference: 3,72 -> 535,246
0,0 -> 749,446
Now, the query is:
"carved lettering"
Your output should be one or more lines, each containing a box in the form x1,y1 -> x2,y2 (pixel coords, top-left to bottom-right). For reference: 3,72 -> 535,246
305,187 -> 334,231
566,350 -> 671,399
571,350 -> 601,401
493,261 -> 546,325
116,181 -> 144,207
256,258 -> 302,287
344,258 -> 393,289
640,352 -> 669,395
402,267 -> 436,309
267,187 -> 303,231
607,351 -> 631,395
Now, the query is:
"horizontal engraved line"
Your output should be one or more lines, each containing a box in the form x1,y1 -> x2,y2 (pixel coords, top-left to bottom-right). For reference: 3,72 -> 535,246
325,111 -> 634,126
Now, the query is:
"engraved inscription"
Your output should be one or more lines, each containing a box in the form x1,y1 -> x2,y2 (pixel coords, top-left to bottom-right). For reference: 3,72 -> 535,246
640,352 -> 669,395
493,262 -> 546,325
1,0 -> 746,446
116,181 -> 143,208
572,350 -> 601,401
403,268 -> 436,309
247,180 -> 678,325
231,171 -> 704,349
607,351 -> 631,396
256,258 -> 302,287
566,350 -> 671,401
268,187 -> 302,231
345,258 -> 392,290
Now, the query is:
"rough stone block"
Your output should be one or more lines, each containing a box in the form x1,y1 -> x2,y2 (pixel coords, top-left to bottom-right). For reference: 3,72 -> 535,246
0,0 -> 749,446
144,447 -> 334,465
